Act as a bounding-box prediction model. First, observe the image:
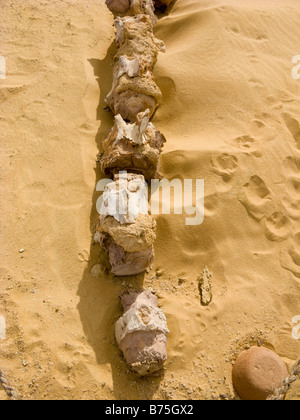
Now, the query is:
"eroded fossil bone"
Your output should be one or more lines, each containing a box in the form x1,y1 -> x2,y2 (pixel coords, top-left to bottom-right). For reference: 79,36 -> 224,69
115,291 -> 169,375
104,0 -> 170,377
99,212 -> 156,254
96,173 -> 156,275
101,110 -> 166,180
99,234 -> 154,276
114,15 -> 165,63
106,15 -> 165,121
107,90 -> 158,123
106,0 -> 157,26
98,172 -> 149,225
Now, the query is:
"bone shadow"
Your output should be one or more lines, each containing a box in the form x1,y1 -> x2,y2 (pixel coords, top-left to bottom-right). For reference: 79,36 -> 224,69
155,0 -> 178,18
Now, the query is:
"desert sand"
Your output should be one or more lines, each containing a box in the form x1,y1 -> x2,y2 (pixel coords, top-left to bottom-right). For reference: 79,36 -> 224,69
0,0 -> 300,400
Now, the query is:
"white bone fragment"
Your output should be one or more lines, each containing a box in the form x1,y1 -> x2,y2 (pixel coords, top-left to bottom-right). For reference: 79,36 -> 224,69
99,173 -> 149,225
115,302 -> 169,344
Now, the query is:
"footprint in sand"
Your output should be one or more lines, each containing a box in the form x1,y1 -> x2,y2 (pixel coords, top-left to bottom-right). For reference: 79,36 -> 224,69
78,250 -> 89,262
239,175 -> 273,221
264,211 -> 291,242
250,117 -> 277,143
210,153 -> 238,181
227,135 -> 260,156
266,96 -> 283,110
166,301 -> 207,367
204,193 -> 219,218
22,100 -> 55,124
285,176 -> 300,203
280,232 -> 300,279
282,113 -> 300,150
282,200 -> 300,221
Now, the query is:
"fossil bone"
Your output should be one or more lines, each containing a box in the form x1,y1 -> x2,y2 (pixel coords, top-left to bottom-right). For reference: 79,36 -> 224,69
106,0 -> 157,26
98,233 -> 154,276
101,110 -> 166,180
106,0 -> 131,15
107,90 -> 158,123
98,172 -> 149,225
106,15 -> 165,121
103,0 -> 170,371
98,212 -> 156,254
96,173 -> 156,275
115,291 -> 169,375
114,15 -> 165,63
105,70 -> 162,122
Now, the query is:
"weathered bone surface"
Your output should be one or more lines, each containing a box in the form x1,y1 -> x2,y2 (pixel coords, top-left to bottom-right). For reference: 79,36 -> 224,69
99,233 -> 154,276
107,90 -> 157,122
106,0 -> 131,14
106,73 -> 162,122
106,0 -> 157,26
105,71 -> 162,121
96,173 -> 156,275
114,15 -> 165,65
101,110 -> 166,180
99,213 -> 156,253
98,172 -> 149,225
115,291 -> 169,375
106,15 -> 165,121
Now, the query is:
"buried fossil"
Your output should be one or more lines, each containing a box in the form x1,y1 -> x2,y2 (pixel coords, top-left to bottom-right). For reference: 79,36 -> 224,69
106,0 -> 157,26
95,173 -> 156,276
101,109 -> 166,181
105,14 -> 165,122
115,290 -> 169,375
113,15 -> 165,66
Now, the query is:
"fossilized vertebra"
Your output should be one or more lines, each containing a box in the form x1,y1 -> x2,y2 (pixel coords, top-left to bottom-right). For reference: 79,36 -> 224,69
96,173 -> 156,275
114,15 -> 165,61
101,110 -> 166,180
115,291 -> 169,375
98,234 -> 154,276
98,213 -> 156,254
106,15 -> 165,121
98,172 -> 149,225
106,0 -> 157,26
106,89 -> 158,123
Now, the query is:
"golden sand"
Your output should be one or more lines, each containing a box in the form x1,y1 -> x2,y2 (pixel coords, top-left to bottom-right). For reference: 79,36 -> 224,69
0,0 -> 300,400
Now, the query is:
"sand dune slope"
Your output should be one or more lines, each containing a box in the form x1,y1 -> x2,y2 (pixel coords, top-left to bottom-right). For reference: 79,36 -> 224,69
0,0 -> 299,400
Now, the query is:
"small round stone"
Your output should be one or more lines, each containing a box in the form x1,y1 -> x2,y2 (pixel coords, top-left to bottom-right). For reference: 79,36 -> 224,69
232,346 -> 288,400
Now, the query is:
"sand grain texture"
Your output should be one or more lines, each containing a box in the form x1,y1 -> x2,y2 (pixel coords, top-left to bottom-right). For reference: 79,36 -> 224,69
0,0 -> 300,400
